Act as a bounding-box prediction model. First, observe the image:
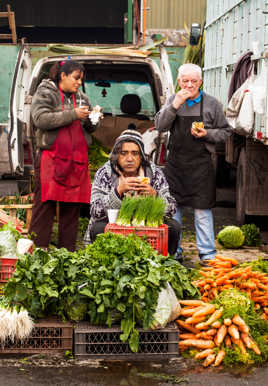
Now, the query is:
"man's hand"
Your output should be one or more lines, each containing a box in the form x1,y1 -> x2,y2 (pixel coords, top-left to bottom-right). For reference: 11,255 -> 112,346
191,126 -> 207,138
172,89 -> 192,109
117,176 -> 156,197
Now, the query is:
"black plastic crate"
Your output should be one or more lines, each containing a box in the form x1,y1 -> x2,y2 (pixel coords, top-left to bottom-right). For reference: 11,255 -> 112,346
0,319 -> 73,354
74,322 -> 179,360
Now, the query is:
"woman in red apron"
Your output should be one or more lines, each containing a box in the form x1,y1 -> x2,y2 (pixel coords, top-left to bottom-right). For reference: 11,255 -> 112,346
29,60 -> 97,251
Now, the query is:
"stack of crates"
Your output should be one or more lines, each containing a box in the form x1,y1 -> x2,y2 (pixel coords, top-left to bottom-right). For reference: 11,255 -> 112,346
105,224 -> 169,256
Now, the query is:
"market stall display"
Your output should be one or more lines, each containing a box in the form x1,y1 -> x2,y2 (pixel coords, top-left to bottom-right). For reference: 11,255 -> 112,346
3,232 -> 198,352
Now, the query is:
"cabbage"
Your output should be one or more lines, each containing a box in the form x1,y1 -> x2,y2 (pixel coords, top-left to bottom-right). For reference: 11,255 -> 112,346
217,226 -> 245,248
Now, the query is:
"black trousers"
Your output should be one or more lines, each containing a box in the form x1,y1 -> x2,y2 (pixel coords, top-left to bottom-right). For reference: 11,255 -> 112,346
29,152 -> 81,252
90,217 -> 181,255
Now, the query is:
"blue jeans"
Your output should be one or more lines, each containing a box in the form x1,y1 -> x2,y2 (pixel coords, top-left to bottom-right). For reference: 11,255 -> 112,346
174,207 -> 216,260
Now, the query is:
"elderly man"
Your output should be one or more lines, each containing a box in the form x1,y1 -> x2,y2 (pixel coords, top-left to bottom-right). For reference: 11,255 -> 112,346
155,63 -> 232,265
83,129 -> 181,255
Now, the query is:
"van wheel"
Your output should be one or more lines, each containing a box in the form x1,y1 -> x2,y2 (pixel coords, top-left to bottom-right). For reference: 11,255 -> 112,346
236,148 -> 247,224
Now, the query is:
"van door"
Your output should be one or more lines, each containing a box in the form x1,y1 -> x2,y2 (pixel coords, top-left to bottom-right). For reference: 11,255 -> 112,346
8,44 -> 32,175
159,45 -> 175,100
153,45 -> 175,165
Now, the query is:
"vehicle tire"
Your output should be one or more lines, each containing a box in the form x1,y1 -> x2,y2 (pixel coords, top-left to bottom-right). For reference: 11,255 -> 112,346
236,148 -> 247,224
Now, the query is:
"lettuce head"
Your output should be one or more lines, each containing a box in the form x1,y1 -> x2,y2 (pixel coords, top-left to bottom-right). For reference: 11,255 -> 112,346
217,226 -> 245,248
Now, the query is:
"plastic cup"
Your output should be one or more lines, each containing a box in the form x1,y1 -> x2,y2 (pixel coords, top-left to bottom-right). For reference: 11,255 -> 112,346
107,209 -> 119,223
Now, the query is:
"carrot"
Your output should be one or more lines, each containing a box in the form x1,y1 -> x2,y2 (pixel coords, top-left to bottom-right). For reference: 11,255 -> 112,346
232,315 -> 249,334
176,320 -> 199,334
228,324 -> 240,340
216,256 -> 239,265
192,304 -> 215,318
196,329 -> 217,339
180,333 -> 197,340
224,318 -> 232,326
257,282 -> 268,291
213,349 -> 226,366
247,336 -> 261,355
197,308 -> 223,329
203,353 -> 216,367
214,261 -> 233,268
215,325 -> 227,346
264,308 -> 268,315
241,333 -> 252,349
194,348 -> 214,360
211,320 -> 221,329
204,284 -> 211,291
180,306 -> 203,317
179,300 -> 206,307
185,315 -> 206,325
231,337 -> 247,355
225,335 -> 232,347
178,339 -> 215,349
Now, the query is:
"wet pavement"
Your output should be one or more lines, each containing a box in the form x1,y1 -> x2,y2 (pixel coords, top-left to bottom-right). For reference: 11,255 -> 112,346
1,355 -> 268,386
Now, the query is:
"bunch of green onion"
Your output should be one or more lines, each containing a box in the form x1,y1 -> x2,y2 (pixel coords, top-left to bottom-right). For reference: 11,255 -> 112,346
116,196 -> 166,227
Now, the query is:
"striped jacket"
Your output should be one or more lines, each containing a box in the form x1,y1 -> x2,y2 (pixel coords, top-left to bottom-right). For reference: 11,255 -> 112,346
83,160 -> 177,244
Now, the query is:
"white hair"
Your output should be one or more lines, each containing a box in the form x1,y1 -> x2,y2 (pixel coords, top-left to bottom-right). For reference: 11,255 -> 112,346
178,63 -> 202,80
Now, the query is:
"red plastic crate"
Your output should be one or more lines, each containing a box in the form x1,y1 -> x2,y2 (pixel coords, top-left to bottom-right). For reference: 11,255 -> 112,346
105,224 -> 168,256
0,257 -> 17,282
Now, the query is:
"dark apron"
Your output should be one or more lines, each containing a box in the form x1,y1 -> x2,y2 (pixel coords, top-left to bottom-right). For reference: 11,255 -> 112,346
164,98 -> 215,209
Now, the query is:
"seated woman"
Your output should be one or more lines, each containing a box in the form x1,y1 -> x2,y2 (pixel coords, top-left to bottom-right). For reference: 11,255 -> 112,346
83,129 -> 181,256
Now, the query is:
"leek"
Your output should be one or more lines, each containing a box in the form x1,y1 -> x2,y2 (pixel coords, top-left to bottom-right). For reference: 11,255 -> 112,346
146,197 -> 166,227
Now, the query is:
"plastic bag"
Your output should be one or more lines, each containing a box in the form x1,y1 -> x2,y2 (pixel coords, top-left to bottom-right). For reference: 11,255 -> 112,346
17,238 -> 34,255
226,73 -> 255,136
250,62 -> 268,115
150,283 -> 181,329
0,230 -> 17,257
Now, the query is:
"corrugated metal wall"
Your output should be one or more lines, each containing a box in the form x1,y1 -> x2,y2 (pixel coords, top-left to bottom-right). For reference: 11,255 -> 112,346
146,0 -> 207,29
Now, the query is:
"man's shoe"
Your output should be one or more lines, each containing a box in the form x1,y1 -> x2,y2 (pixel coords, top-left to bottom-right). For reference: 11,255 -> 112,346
199,259 -> 211,267
174,252 -> 183,262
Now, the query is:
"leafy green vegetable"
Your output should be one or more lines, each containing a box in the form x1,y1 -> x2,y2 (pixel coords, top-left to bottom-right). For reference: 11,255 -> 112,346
146,197 -> 166,227
4,232 -> 199,352
88,136 -> 110,180
116,197 -> 139,226
213,288 -> 253,319
117,196 -> 166,227
217,226 -> 245,248
241,224 -> 261,247
238,258 -> 268,274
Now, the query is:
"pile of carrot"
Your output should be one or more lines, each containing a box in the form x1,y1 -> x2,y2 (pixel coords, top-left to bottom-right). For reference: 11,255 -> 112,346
192,256 -> 268,319
176,300 -> 261,367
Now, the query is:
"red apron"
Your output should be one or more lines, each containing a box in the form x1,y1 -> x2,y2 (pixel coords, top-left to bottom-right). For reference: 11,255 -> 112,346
40,89 -> 91,203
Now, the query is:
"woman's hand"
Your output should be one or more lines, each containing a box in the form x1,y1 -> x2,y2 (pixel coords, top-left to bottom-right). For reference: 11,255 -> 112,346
75,106 -> 90,120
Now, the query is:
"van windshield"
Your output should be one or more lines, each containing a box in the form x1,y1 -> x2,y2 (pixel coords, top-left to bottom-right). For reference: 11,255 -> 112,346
84,80 -> 156,118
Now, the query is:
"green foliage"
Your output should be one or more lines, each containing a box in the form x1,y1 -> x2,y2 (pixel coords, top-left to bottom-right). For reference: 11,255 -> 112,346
241,224 -> 261,247
217,226 -> 245,248
213,288 -> 253,320
88,136 -> 110,180
4,232 -> 199,352
117,196 -> 166,227
239,259 -> 268,274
